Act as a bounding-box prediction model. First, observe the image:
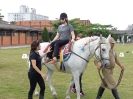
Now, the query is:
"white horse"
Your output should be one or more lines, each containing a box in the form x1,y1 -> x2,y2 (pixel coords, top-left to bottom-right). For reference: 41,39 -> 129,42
28,34 -> 111,99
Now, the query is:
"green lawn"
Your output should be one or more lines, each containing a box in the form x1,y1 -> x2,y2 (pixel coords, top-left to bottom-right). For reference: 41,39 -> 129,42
0,44 -> 133,99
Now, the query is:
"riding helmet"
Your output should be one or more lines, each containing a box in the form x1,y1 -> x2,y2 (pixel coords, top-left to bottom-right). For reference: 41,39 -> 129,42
60,13 -> 68,19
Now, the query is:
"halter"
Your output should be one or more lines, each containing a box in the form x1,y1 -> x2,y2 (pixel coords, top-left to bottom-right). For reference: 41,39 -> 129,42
94,42 -> 110,62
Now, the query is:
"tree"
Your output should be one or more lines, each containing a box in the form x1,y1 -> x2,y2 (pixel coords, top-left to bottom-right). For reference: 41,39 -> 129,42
68,18 -> 89,36
50,19 -> 117,40
49,20 -> 61,40
42,27 -> 49,42
50,18 -> 88,40
87,23 -> 117,38
0,10 -> 4,21
10,21 -> 16,24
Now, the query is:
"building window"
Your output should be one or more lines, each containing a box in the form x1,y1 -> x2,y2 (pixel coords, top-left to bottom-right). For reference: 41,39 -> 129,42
0,32 -> 6,36
5,31 -> 11,36
12,32 -> 16,36
30,32 -> 33,36
34,33 -> 37,36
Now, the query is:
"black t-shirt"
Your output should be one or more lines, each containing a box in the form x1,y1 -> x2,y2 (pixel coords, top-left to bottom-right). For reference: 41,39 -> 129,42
29,51 -> 42,73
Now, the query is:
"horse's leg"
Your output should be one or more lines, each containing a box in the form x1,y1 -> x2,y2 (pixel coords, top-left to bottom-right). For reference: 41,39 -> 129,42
34,88 -> 39,96
46,68 -> 57,99
65,77 -> 74,99
73,73 -> 80,99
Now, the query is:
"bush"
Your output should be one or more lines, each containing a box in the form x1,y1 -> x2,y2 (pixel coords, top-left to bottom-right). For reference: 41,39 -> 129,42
51,33 -> 56,40
42,27 -> 49,42
38,39 -> 43,43
111,33 -> 117,41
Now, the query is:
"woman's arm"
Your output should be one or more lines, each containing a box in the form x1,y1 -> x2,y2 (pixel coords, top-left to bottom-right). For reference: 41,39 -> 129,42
115,58 -> 124,70
71,31 -> 75,40
40,47 -> 52,58
94,59 -> 101,70
52,33 -> 60,42
31,60 -> 43,75
30,52 -> 46,79
69,24 -> 75,42
71,31 -> 75,43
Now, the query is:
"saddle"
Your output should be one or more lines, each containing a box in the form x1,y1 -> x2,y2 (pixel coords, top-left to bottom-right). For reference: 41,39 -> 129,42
43,42 -> 72,71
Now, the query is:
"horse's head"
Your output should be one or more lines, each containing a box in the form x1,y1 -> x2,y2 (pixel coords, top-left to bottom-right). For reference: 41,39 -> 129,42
94,34 -> 111,68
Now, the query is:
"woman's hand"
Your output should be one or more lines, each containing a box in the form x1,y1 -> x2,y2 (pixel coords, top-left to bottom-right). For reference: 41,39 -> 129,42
41,73 -> 46,79
97,66 -> 101,71
120,65 -> 124,70
71,39 -> 75,43
46,47 -> 52,53
94,59 -> 101,71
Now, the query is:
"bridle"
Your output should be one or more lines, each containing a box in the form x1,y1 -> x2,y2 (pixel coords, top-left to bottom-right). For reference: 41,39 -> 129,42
94,42 -> 110,62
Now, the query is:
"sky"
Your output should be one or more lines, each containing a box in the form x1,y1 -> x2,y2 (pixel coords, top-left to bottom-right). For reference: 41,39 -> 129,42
0,0 -> 133,30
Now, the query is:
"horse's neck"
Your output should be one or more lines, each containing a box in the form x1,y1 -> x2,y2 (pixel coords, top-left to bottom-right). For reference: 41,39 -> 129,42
73,37 -> 99,61
89,40 -> 99,56
84,39 -> 99,61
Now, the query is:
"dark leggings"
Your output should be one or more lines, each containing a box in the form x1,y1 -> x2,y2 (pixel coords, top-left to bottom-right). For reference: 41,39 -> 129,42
28,72 -> 45,98
47,39 -> 69,59
73,73 -> 83,93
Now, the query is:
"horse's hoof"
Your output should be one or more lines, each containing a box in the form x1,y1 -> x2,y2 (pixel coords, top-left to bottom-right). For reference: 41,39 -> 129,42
52,94 -> 57,99
65,98 -> 70,99
65,97 -> 70,99
34,91 -> 39,96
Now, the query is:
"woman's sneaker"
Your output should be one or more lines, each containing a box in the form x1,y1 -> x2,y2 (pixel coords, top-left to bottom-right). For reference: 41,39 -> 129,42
80,92 -> 85,97
71,88 -> 76,93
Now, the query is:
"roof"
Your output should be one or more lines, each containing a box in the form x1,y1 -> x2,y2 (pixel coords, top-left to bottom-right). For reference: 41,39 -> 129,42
0,23 -> 42,31
110,30 -> 133,34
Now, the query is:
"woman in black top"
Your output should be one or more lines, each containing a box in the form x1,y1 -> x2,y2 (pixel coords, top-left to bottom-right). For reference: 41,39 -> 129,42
28,40 -> 51,99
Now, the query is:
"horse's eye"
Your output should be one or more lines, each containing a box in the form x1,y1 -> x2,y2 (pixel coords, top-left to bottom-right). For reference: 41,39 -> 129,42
102,49 -> 105,51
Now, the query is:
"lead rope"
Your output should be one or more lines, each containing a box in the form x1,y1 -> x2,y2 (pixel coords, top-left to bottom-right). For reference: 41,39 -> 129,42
92,41 -> 124,89
98,69 -> 124,89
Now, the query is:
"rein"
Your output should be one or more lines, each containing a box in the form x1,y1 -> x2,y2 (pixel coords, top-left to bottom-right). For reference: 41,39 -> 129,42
98,69 -> 124,89
71,51 -> 89,62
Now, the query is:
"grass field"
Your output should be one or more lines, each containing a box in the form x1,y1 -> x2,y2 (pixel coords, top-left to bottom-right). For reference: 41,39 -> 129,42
0,44 -> 133,99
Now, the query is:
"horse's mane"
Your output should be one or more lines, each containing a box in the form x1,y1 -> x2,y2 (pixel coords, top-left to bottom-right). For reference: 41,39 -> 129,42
75,36 -> 99,47
75,36 -> 107,48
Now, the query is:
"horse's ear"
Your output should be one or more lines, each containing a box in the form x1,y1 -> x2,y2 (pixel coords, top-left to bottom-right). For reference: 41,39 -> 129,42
107,34 -> 111,41
100,34 -> 102,40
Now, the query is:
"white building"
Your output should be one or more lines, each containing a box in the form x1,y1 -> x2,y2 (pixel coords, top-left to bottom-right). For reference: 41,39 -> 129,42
8,5 -> 49,22
126,24 -> 133,30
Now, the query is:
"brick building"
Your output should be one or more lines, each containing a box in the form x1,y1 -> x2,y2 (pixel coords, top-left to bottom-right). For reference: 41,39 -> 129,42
0,19 -> 90,46
0,23 -> 42,46
15,19 -> 90,31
